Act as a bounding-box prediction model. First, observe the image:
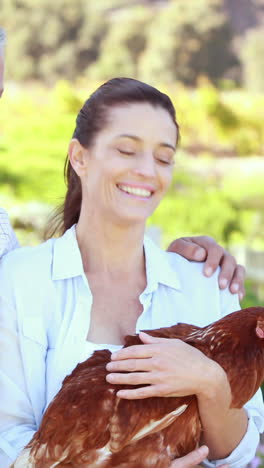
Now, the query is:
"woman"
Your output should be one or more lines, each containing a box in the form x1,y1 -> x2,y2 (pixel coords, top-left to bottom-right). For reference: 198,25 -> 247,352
0,78 -> 263,468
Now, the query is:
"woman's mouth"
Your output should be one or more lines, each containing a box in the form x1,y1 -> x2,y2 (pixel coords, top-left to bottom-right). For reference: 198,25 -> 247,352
117,184 -> 153,198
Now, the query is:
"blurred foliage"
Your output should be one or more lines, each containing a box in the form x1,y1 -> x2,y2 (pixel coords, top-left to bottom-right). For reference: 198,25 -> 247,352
241,280 -> 263,309
1,0 -> 109,83
240,27 -> 264,92
88,5 -> 152,80
1,0 -> 262,88
138,0 -> 237,85
179,83 -> 264,156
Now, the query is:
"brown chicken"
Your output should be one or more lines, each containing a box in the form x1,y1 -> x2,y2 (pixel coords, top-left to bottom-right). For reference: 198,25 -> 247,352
12,306 -> 264,468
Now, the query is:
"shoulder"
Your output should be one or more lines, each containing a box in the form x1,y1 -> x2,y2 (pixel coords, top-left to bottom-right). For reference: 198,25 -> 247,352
145,234 -> 213,291
0,239 -> 59,328
0,239 -> 55,294
1,238 -> 54,270
164,250 -> 240,320
144,236 -> 240,325
145,234 -> 206,280
164,248 -> 223,292
165,249 -> 206,279
165,249 -> 218,294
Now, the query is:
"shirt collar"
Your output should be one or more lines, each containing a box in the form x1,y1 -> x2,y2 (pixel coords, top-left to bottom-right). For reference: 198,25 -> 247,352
52,225 -> 181,292
143,234 -> 182,293
52,225 -> 84,280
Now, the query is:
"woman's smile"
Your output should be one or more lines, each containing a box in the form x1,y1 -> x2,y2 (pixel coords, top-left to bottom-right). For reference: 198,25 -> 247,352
116,183 -> 154,200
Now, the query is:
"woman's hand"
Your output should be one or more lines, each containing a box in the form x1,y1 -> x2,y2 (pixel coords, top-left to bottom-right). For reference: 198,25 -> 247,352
167,235 -> 245,301
170,445 -> 208,467
169,445 -> 229,468
106,332 -> 216,400
107,334 -> 231,467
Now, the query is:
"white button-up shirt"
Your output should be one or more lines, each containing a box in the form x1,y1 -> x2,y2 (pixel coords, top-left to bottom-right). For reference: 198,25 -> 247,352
0,208 -> 19,256
0,225 -> 263,468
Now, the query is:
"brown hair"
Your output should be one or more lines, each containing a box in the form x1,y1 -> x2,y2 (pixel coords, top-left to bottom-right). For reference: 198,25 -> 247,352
46,77 -> 180,238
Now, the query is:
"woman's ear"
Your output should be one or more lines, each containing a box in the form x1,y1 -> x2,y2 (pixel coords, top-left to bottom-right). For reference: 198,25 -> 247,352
68,139 -> 88,177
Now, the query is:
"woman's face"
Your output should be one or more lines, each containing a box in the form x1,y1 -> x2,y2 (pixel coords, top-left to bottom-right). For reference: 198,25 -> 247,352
74,102 -> 177,225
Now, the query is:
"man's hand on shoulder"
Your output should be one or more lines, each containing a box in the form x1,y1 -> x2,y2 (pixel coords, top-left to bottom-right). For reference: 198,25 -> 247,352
167,235 -> 245,301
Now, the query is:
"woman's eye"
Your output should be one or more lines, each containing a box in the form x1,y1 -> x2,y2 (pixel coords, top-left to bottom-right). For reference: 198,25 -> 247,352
117,149 -> 135,155
157,157 -> 173,165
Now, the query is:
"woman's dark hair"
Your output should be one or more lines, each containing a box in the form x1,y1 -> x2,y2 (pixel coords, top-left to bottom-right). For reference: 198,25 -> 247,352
46,77 -> 180,238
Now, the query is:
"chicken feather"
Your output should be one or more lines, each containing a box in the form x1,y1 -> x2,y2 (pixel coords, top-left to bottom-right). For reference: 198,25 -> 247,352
11,306 -> 264,468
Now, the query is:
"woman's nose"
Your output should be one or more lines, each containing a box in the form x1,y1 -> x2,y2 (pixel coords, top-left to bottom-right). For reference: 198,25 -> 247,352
133,153 -> 156,178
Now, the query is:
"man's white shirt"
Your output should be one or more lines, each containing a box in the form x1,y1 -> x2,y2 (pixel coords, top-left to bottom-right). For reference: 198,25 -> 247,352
0,208 -> 19,256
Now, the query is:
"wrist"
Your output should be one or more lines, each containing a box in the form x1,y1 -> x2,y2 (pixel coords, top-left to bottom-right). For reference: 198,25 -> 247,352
198,359 -> 231,405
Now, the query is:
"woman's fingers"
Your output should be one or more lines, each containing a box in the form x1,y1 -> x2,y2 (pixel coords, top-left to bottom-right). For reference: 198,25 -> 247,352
110,344 -> 158,361
106,370 -> 154,386
169,446 -> 209,467
107,357 -> 152,373
116,384 -> 163,400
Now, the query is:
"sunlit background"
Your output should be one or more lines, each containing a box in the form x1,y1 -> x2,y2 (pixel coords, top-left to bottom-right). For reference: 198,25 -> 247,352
1,0 -> 264,464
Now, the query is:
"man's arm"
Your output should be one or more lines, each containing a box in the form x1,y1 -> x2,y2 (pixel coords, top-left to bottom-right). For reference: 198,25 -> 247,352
0,209 -> 20,257
0,28 -> 5,97
0,31 -> 20,257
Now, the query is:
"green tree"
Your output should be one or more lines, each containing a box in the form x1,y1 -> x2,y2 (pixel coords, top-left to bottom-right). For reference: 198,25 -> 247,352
88,6 -> 151,80
239,27 -> 264,92
1,0 -> 109,83
138,0 -> 237,85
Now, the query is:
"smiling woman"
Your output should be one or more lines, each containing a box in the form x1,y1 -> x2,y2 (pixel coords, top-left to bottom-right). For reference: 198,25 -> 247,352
68,103 -> 176,239
48,77 -> 180,237
0,78 -> 263,468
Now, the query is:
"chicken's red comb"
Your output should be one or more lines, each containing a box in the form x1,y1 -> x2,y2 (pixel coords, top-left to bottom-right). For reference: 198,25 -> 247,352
256,319 -> 264,339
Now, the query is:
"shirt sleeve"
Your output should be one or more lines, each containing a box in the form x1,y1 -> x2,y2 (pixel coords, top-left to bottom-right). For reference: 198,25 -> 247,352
0,268 -> 37,465
202,285 -> 264,467
0,208 -> 20,258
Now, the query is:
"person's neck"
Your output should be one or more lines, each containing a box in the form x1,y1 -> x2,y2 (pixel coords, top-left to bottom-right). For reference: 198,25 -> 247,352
76,214 -> 146,280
